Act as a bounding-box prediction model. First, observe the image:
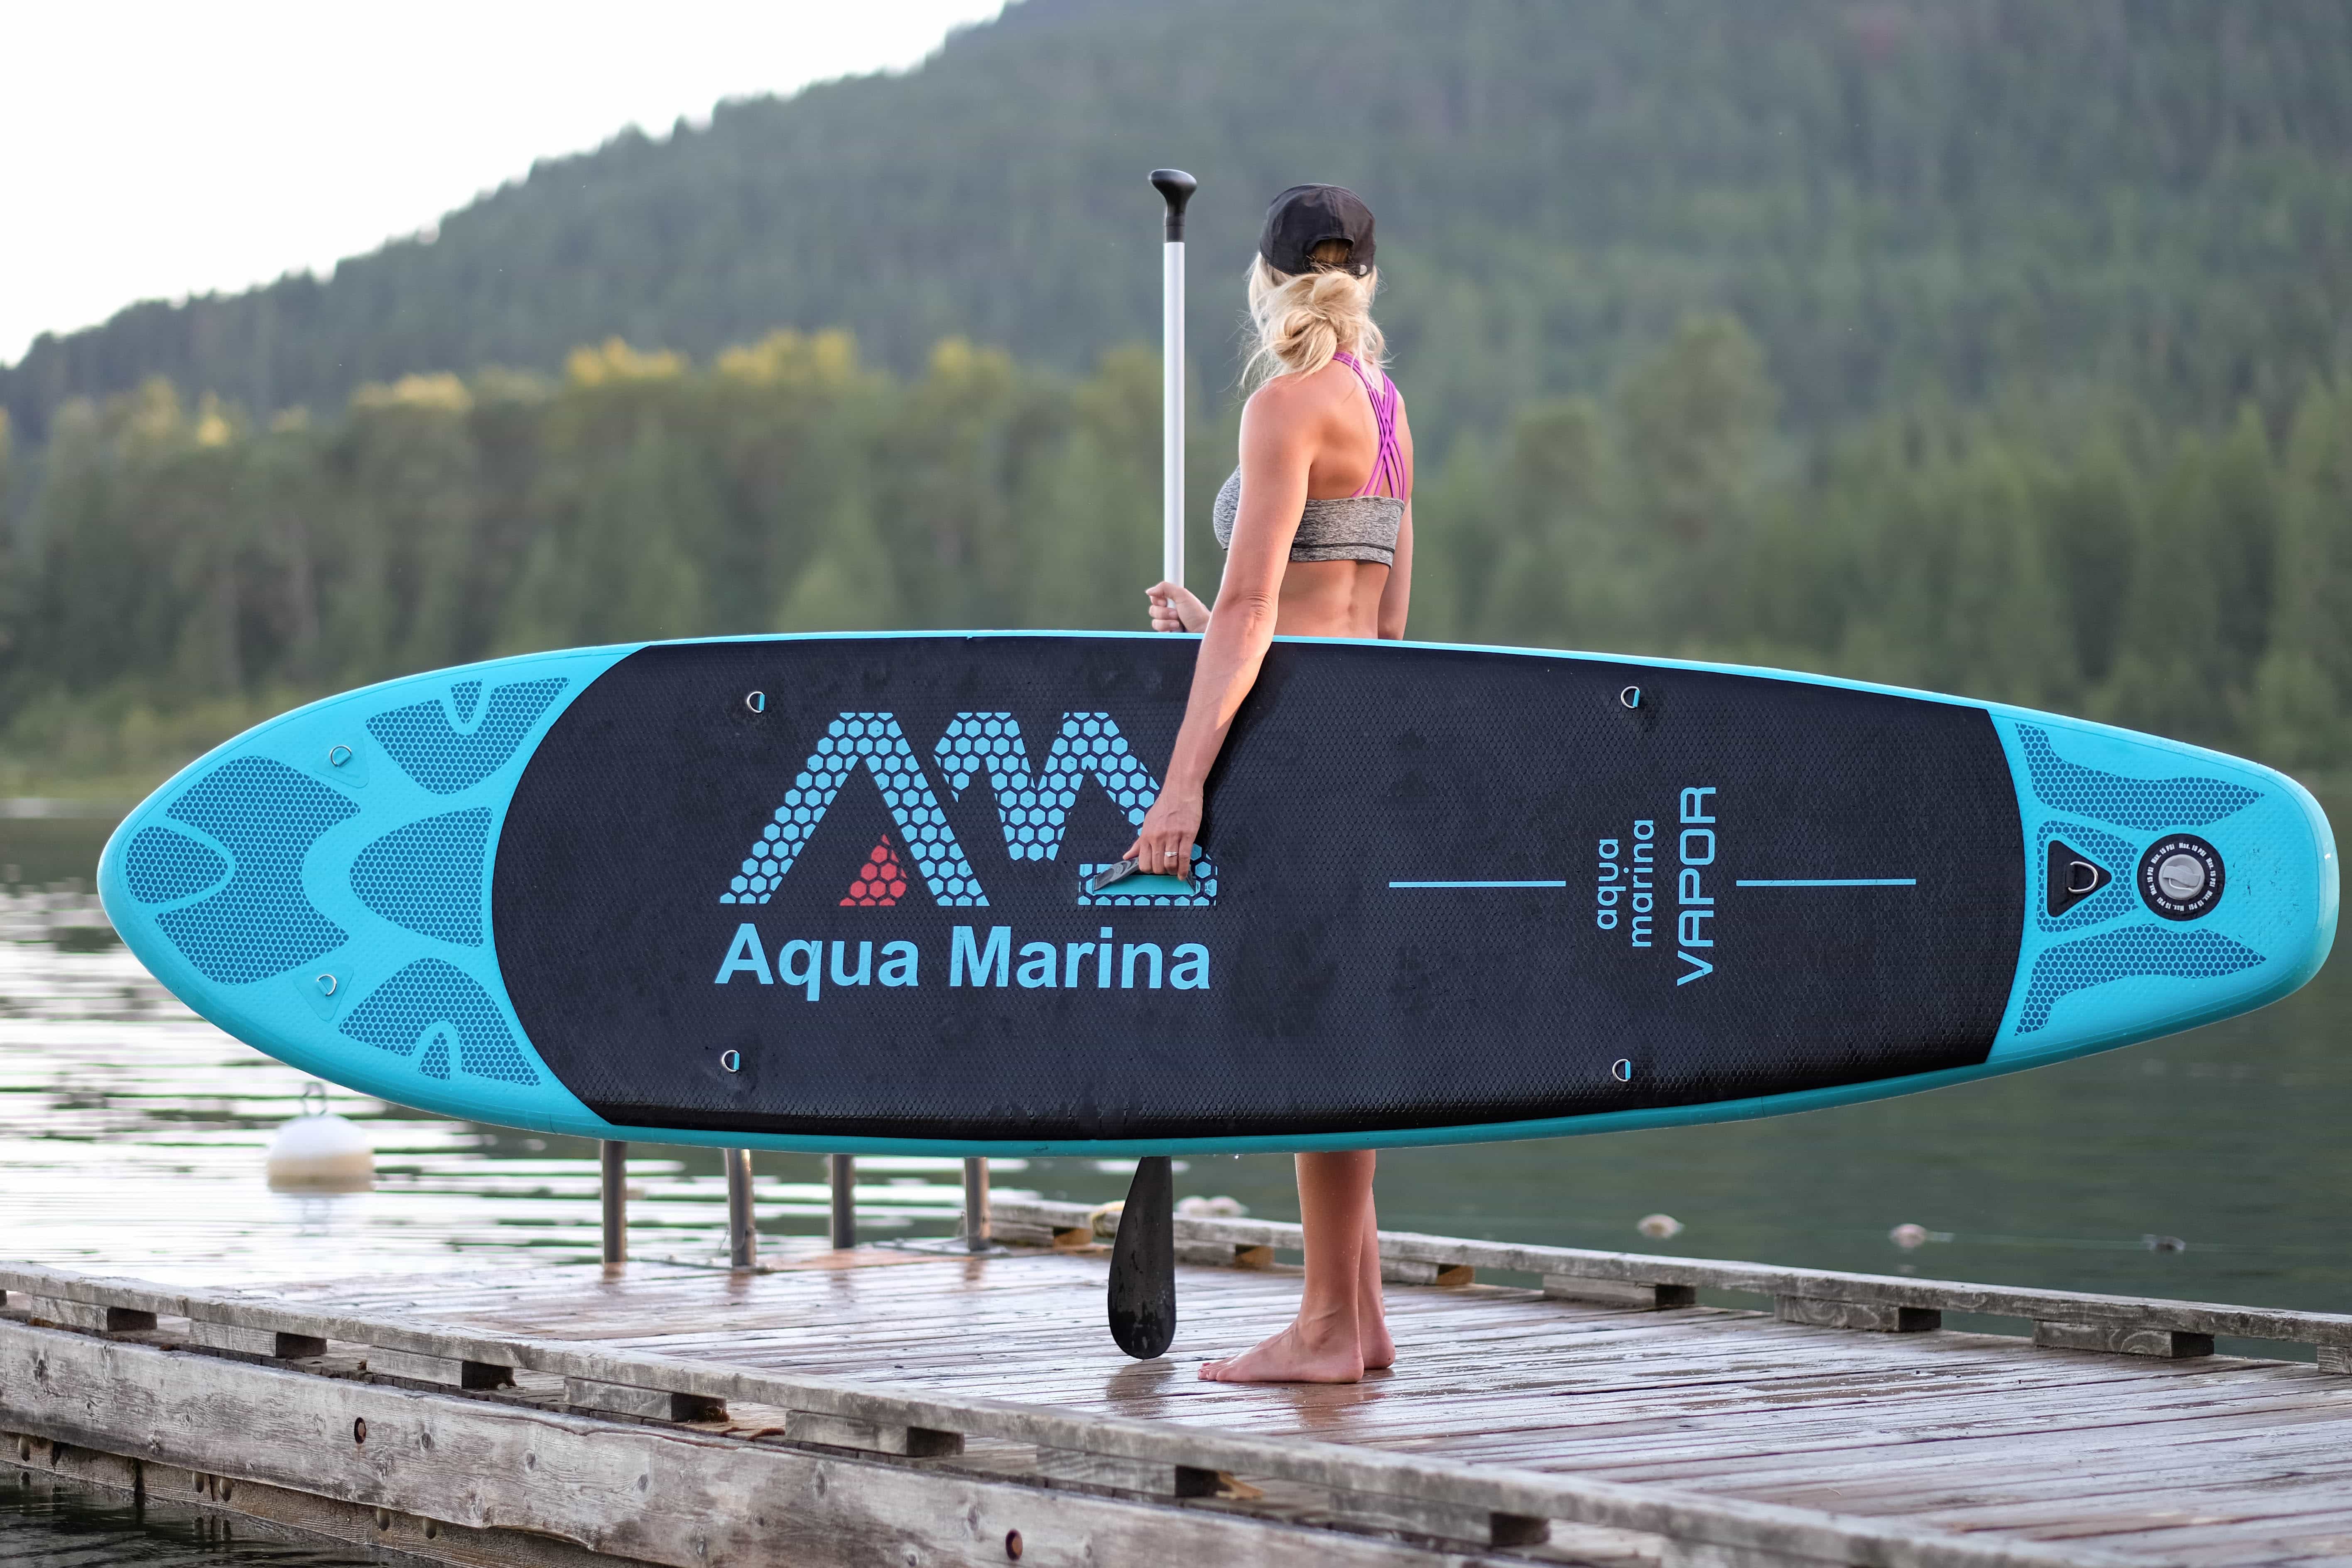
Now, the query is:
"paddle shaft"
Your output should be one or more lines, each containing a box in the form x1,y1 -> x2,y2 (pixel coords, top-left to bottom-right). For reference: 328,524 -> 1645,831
1150,170 -> 1197,590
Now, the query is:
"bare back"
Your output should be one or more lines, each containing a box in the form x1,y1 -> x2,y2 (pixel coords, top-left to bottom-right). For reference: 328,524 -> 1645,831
1224,358 -> 1415,639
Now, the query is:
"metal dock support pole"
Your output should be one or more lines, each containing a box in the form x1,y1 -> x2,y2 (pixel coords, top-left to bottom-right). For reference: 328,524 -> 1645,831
724,1149 -> 756,1270
599,1140 -> 628,1265
828,1153 -> 857,1251
963,1156 -> 990,1251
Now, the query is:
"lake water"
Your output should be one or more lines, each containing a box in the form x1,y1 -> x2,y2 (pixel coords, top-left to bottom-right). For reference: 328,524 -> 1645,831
3,808 -> 2346,1551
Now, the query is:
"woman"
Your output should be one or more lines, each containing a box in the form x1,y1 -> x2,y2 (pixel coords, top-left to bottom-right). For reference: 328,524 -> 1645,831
1126,184 -> 1414,1385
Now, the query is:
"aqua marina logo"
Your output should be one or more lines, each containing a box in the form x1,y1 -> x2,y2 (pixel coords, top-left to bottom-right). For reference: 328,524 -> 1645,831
718,710 -> 1217,908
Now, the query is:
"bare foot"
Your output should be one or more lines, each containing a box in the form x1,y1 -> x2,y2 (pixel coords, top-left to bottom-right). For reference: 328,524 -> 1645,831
1359,1274 -> 1396,1369
1199,1320 -> 1364,1384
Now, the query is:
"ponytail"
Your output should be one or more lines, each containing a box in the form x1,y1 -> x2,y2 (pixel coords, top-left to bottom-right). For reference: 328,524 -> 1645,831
1242,245 -> 1385,390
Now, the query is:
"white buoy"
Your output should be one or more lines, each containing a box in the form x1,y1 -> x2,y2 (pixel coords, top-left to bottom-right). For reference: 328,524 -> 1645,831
266,1083 -> 374,1192
1890,1222 -> 1930,1249
1637,1213 -> 1684,1239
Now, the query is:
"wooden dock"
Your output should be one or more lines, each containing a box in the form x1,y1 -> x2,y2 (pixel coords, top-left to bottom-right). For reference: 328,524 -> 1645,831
7,1197 -> 2352,1568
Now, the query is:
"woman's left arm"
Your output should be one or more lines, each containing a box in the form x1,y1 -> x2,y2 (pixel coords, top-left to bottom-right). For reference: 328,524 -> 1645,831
1376,397 -> 1415,639
1125,383 -> 1313,877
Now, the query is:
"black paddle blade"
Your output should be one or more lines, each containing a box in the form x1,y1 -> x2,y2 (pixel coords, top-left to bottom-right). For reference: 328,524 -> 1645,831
1107,1155 -> 1176,1359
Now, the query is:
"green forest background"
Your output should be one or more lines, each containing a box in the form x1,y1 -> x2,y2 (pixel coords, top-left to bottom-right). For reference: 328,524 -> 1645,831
2,0 -> 2350,797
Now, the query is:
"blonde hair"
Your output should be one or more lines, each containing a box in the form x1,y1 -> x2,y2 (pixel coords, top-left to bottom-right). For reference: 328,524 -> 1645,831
1243,238 -> 1385,389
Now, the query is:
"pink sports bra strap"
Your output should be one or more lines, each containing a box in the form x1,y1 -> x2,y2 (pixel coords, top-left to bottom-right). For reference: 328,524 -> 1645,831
1332,350 -> 1405,499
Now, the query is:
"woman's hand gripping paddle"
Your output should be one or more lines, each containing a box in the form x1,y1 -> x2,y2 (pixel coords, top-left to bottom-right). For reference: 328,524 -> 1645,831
1103,169 -> 1199,1362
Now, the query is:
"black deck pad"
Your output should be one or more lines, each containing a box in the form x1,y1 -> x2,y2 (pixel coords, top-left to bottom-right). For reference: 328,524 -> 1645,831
493,637 -> 2022,1142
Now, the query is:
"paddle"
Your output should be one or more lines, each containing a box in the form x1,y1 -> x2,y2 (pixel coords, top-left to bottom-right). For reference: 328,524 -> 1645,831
1105,168 -> 1197,1363
1108,1153 -> 1177,1358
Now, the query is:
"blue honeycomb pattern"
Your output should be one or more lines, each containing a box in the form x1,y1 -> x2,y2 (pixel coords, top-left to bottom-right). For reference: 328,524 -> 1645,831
2017,725 -> 2258,830
155,757 -> 357,984
450,681 -> 481,723
339,957 -> 537,1083
933,711 -> 1164,860
368,677 -> 567,795
123,827 -> 228,905
2018,925 -> 2263,1033
351,808 -> 491,945
721,713 -> 985,906
1078,851 -> 1220,908
2036,820 -> 2136,934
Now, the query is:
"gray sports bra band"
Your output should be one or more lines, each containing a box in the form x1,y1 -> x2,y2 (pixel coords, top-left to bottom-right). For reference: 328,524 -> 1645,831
1211,477 -> 1405,566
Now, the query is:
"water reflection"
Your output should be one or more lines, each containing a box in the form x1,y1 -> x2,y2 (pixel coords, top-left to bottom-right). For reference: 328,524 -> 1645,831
0,1473 -> 391,1568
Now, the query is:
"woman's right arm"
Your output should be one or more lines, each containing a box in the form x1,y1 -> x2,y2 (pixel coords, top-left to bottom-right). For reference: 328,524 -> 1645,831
1126,386 -> 1312,876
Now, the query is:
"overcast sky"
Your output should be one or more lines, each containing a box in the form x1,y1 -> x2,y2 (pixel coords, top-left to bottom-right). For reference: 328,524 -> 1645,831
0,1 -> 1008,365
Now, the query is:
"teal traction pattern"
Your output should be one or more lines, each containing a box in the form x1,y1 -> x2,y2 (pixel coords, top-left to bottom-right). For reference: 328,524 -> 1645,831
934,712 -> 1160,860
339,957 -> 537,1083
2017,724 -> 2259,829
350,808 -> 492,946
123,827 -> 227,905
2018,924 -> 2264,1033
938,711 -> 1220,906
367,677 -> 567,795
156,757 -> 358,985
722,713 -> 986,907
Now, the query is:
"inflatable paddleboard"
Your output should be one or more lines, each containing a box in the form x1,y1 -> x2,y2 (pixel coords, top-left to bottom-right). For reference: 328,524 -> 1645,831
97,634 -> 2337,1154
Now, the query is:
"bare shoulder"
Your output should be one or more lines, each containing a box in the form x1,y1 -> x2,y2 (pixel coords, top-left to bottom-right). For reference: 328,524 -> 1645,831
1243,362 -> 1356,431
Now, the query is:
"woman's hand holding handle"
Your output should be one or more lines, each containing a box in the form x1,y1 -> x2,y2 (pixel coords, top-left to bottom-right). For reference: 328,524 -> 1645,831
1147,580 -> 1210,633
1125,788 -> 1202,882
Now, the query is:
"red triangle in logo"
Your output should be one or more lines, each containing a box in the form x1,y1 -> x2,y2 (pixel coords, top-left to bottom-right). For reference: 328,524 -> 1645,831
840,834 -> 910,907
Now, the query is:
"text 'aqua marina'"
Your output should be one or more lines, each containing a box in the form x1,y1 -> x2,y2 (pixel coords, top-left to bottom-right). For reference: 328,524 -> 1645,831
714,924 -> 1210,1001
1596,786 -> 1718,986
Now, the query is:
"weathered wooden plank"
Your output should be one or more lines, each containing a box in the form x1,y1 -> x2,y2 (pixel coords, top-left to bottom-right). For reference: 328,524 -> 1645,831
2032,1323 -> 2214,1360
21,1296 -> 155,1334
1033,1447 -> 1221,1496
985,1202 -> 2352,1352
369,1345 -> 515,1390
2320,1346 -> 2351,1376
185,1320 -> 329,1359
560,1378 -> 726,1423
775,1410 -> 963,1458
1546,1276 -> 1699,1311
1176,1242 -> 1280,1270
0,1369 -> 1466,1568
1319,1489 -> 1550,1549
1380,1259 -> 1474,1287
1778,1297 -> 1942,1334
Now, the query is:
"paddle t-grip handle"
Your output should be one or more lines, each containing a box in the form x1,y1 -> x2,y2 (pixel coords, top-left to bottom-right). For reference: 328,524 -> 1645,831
1150,168 -> 1196,240
1149,169 -> 1195,591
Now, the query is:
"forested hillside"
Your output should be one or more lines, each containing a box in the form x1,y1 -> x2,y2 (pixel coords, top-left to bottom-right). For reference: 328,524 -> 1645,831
6,325 -> 2349,797
3,0 -> 2351,798
6,0 -> 2350,447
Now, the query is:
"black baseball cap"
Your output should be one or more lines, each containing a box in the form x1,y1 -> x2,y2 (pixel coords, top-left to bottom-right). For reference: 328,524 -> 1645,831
1258,184 -> 1376,278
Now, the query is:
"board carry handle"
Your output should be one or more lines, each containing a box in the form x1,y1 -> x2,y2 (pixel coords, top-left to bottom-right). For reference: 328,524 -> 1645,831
1150,169 -> 1196,591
